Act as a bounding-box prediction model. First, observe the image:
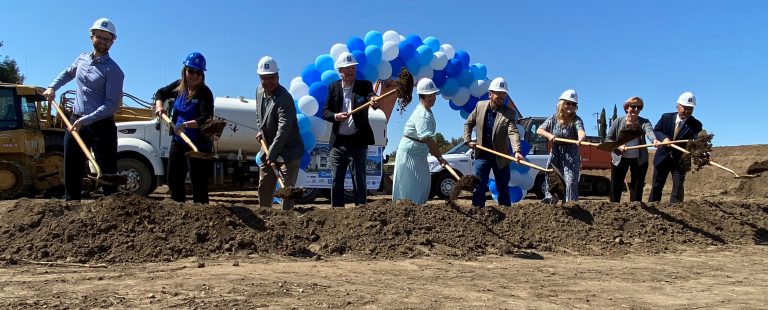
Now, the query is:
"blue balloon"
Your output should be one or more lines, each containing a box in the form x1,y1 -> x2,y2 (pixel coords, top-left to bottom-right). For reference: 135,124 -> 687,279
460,109 -> 470,120
346,36 -> 365,52
441,78 -> 459,97
293,98 -> 300,111
363,30 -> 383,47
351,50 -> 367,68
390,58 -> 406,77
423,36 -> 441,53
445,59 -> 462,77
301,130 -> 317,151
314,101 -> 325,118
405,34 -> 423,47
361,63 -> 378,83
309,82 -> 328,104
454,50 -> 470,68
479,92 -> 490,100
509,186 -> 524,203
488,179 -> 498,195
405,58 -> 421,74
398,41 -> 416,60
471,63 -> 488,80
415,45 -> 433,65
301,64 -> 321,85
457,68 -> 474,87
315,55 -> 335,73
297,114 -> 310,134
462,97 -> 478,113
448,101 -> 461,111
321,69 -> 340,85
300,151 -> 311,169
432,70 -> 447,88
364,45 -> 382,67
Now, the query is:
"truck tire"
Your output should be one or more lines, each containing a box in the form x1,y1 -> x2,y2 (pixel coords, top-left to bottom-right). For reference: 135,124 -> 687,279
593,176 -> 611,196
431,170 -> 456,200
0,160 -> 32,199
117,157 -> 156,196
295,188 -> 323,204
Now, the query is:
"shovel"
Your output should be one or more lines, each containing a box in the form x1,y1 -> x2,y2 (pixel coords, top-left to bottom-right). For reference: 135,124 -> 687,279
159,113 -> 214,160
553,137 -> 599,147
596,127 -> 645,151
50,101 -> 127,185
443,164 -> 479,200
258,136 -> 305,199
669,144 -> 759,179
349,67 -> 414,114
622,140 -> 689,151
474,144 -> 566,197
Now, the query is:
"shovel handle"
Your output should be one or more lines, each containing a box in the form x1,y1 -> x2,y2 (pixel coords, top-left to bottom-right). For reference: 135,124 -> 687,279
443,164 -> 461,181
349,88 -> 397,114
475,145 -> 552,172
258,136 -> 286,188
668,143 -> 749,177
160,113 -> 200,153
553,137 -> 599,147
623,140 -> 690,150
50,101 -> 103,177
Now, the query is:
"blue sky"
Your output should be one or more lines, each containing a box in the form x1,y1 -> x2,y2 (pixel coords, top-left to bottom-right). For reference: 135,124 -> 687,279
2,0 -> 766,154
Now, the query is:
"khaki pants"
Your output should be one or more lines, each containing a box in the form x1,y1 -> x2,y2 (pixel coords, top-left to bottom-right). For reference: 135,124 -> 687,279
258,158 -> 301,209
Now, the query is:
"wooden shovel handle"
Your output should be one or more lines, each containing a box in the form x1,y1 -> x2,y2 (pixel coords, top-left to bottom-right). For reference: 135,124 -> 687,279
553,137 -> 599,147
668,143 -> 746,177
443,164 -> 461,181
623,140 -> 690,150
160,113 -> 199,153
50,101 -> 102,177
475,145 -> 552,172
349,88 -> 397,114
258,136 -> 285,188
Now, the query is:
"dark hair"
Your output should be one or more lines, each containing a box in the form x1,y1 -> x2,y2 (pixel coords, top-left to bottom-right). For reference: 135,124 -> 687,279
623,96 -> 644,112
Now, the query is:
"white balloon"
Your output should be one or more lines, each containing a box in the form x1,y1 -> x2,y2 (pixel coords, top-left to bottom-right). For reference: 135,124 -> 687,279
519,172 -> 535,190
309,115 -> 331,141
298,95 -> 319,116
452,87 -> 470,106
399,35 -> 405,42
382,41 -> 399,61
290,76 -> 304,88
415,65 -> 433,82
469,79 -> 490,97
330,43 -> 349,61
382,30 -> 401,43
440,44 -> 455,59
289,82 -> 309,99
509,170 -> 523,186
430,51 -> 448,70
377,60 -> 392,80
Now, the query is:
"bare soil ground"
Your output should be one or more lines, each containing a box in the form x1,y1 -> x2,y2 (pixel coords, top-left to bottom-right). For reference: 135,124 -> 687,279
1,145 -> 767,309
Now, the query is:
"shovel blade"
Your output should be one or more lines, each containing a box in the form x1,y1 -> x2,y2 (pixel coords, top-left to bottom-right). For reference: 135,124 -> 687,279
275,187 -> 305,200
90,174 -> 128,185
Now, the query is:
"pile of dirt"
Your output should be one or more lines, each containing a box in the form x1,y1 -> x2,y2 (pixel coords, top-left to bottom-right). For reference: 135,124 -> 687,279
1,193 -> 766,264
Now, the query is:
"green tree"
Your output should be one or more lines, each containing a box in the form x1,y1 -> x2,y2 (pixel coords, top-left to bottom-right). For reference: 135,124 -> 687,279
610,104 -> 618,125
0,42 -> 25,84
599,108 -> 607,139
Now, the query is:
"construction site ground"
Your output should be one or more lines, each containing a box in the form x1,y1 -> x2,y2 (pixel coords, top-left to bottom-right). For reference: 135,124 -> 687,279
1,145 -> 767,309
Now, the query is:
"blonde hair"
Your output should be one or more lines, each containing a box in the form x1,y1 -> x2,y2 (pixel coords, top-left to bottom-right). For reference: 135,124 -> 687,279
555,99 -> 576,125
174,67 -> 205,99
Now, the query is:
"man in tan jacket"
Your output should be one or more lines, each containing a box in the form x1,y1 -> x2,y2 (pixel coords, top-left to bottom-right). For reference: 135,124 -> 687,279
464,77 -> 524,207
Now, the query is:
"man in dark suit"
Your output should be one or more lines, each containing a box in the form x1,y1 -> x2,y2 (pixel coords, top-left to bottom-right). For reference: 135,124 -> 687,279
255,56 -> 304,210
322,52 -> 380,208
649,91 -> 703,203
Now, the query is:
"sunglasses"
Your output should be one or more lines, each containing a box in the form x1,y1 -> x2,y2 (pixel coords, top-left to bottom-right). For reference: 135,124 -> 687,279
185,68 -> 203,76
564,101 -> 578,107
91,34 -> 114,42
628,105 -> 643,110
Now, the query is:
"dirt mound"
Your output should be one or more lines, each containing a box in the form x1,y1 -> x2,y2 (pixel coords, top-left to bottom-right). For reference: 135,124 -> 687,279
0,193 -> 766,264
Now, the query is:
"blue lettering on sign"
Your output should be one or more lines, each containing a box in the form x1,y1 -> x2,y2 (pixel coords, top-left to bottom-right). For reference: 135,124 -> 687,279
318,171 -> 332,178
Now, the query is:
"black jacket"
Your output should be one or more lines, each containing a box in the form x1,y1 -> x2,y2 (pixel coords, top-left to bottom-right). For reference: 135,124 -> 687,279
653,112 -> 703,166
321,79 -> 376,147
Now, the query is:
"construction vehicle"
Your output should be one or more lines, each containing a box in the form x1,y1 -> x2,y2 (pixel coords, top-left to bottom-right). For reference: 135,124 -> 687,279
0,83 -> 65,199
113,96 -> 388,201
427,116 -> 612,199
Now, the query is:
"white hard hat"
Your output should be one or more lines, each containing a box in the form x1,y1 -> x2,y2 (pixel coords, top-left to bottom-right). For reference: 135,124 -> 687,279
257,56 -> 279,75
416,78 -> 439,95
559,89 -> 578,104
488,77 -> 508,94
335,52 -> 358,69
677,91 -> 696,107
90,18 -> 117,40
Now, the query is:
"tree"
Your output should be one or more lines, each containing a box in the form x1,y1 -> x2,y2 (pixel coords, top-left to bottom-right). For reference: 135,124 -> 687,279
0,42 -> 25,84
598,108 -> 607,139
610,104 -> 618,125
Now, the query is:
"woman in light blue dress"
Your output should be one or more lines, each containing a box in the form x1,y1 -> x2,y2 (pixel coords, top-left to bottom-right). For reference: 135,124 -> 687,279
392,79 -> 448,204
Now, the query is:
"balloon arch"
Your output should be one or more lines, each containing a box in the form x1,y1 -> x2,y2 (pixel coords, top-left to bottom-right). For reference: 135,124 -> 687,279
281,30 -> 536,203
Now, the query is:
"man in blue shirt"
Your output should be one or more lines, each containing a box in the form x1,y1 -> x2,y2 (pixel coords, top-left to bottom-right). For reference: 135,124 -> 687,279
43,18 -> 125,201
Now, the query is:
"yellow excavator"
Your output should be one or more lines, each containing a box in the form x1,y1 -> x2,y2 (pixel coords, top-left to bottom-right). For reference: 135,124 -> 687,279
0,83 -> 154,199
